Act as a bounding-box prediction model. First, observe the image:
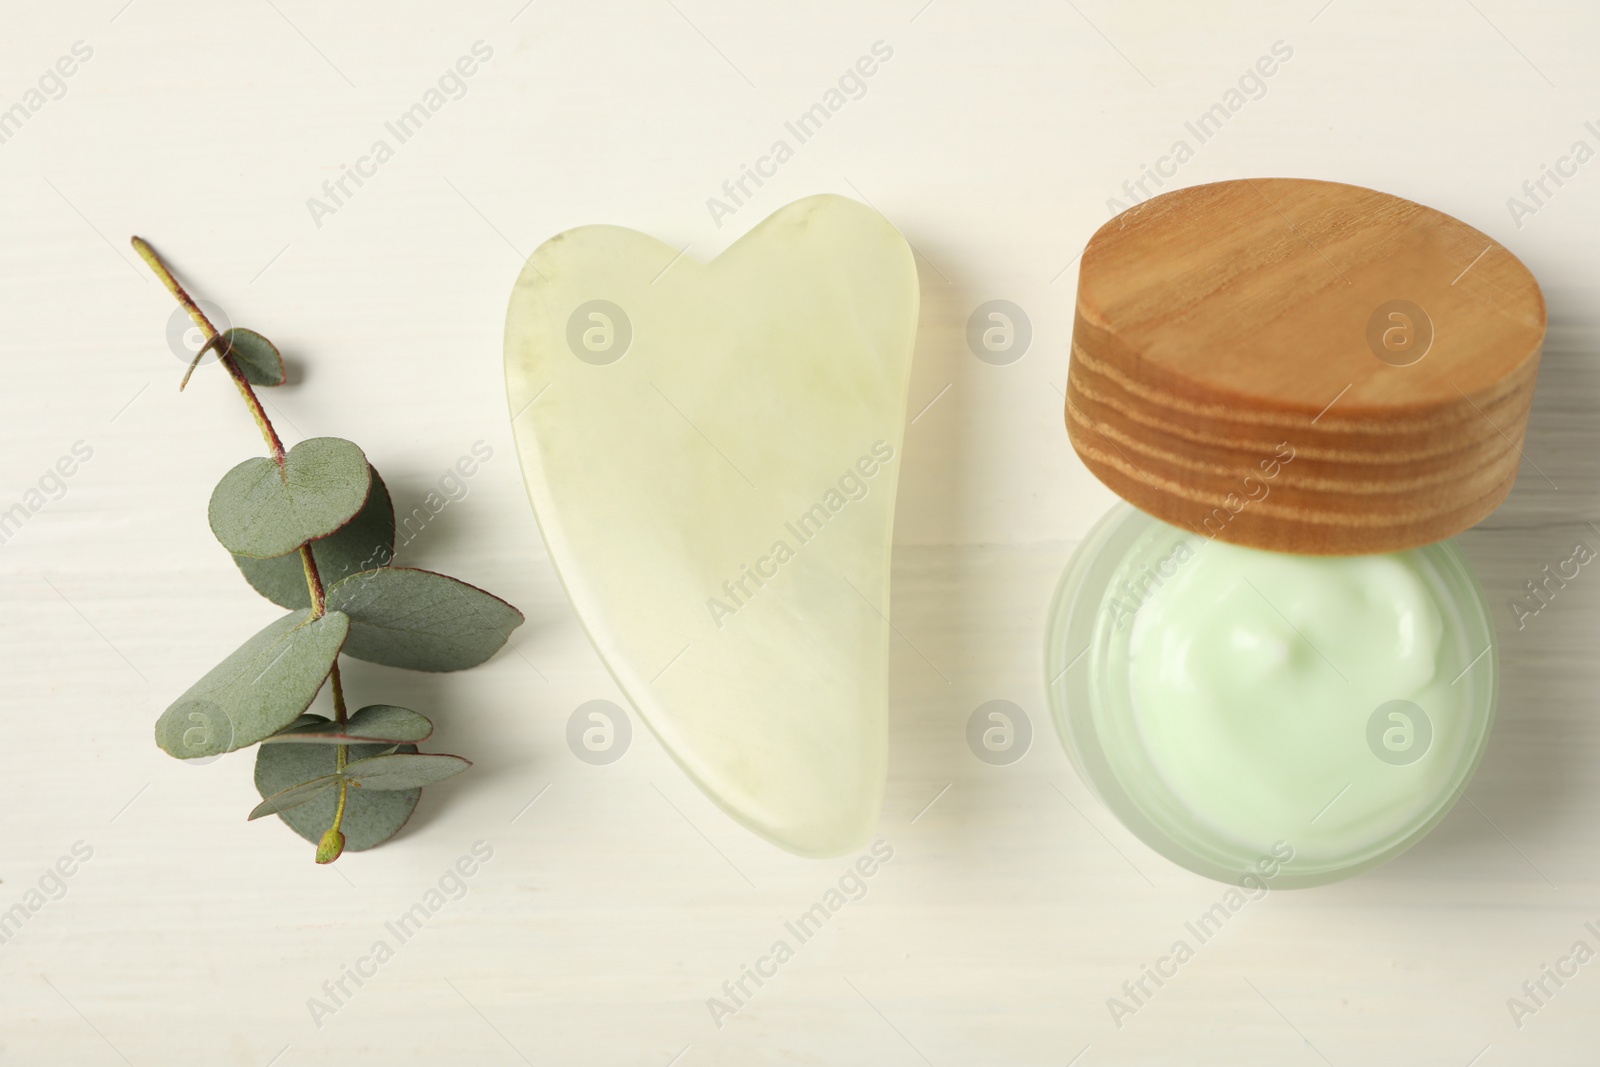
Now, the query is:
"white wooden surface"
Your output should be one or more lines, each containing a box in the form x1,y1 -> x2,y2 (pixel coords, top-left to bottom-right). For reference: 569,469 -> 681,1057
2,2 -> 1598,1064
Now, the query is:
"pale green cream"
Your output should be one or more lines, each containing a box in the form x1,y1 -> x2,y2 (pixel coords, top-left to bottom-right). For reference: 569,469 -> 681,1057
1109,533 -> 1472,868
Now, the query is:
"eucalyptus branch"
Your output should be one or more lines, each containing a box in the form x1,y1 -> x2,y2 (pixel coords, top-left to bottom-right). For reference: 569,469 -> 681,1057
134,238 -> 351,860
134,238 -> 523,866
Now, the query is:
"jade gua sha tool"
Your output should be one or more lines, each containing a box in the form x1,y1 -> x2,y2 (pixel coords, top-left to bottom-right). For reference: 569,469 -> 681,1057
504,195 -> 918,857
1048,178 -> 1546,887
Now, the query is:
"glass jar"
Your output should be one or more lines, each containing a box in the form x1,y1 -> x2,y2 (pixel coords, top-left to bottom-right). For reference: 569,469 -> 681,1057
1045,502 -> 1498,887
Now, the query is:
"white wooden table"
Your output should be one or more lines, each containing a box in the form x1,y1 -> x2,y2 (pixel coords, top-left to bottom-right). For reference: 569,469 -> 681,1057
2,2 -> 1597,1063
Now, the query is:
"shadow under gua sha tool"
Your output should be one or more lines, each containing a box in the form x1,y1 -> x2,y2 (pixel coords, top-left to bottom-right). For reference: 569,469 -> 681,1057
1049,178 -> 1546,887
504,195 -> 919,857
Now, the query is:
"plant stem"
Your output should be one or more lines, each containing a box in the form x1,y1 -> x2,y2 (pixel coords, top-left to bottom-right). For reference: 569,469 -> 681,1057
299,545 -> 327,618
329,662 -> 351,839
329,660 -> 349,728
330,780 -> 349,837
133,238 -> 320,613
131,237 -> 288,462
134,236 -> 349,860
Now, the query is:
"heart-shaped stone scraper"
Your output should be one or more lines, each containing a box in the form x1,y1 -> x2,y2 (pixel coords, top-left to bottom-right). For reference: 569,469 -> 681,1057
504,195 -> 919,856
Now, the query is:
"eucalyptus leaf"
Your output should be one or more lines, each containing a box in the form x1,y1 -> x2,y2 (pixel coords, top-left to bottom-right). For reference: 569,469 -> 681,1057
155,609 -> 349,758
233,466 -> 395,608
345,752 -> 471,791
275,714 -> 323,733
206,327 -> 285,386
325,567 -> 525,672
247,773 -> 339,820
255,742 -> 421,851
209,437 -> 371,559
263,705 -> 433,745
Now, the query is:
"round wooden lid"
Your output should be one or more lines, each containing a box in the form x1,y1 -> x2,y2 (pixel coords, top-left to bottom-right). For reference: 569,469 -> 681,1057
1066,178 -> 1546,555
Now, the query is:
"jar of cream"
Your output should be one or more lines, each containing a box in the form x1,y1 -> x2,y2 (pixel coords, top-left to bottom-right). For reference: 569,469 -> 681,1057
1048,179 -> 1546,887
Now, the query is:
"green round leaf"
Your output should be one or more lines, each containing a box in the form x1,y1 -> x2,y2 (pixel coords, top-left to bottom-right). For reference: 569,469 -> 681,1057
209,437 -> 371,559
262,705 -> 433,745
345,751 -> 470,791
155,609 -> 350,759
218,327 -> 285,386
233,466 -> 396,609
254,742 -> 420,851
274,714 -> 324,733
247,773 -> 340,820
325,567 -> 525,672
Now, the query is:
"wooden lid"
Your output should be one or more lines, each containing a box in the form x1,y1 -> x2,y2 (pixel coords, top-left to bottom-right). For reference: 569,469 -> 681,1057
1066,178 -> 1546,555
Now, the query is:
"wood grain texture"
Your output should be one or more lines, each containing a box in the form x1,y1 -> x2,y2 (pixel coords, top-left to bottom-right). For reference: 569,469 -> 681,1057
1068,178 -> 1547,554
